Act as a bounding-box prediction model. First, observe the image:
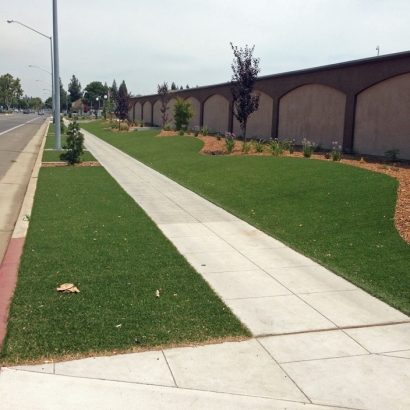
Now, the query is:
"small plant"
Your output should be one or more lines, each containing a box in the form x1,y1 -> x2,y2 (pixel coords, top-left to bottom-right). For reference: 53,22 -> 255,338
120,124 -> 129,132
385,148 -> 400,161
225,132 -> 236,153
282,138 -> 295,154
253,139 -> 264,153
302,138 -> 317,158
178,129 -> 185,136
269,139 -> 284,156
215,132 -> 221,140
163,123 -> 172,131
242,142 -> 251,154
331,141 -> 343,161
59,121 -> 84,165
193,125 -> 200,137
201,126 -> 209,136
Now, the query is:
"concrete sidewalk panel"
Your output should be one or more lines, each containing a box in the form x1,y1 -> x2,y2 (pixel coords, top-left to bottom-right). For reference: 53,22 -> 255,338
0,367 -> 345,410
145,211 -> 198,224
383,350 -> 410,359
265,265 -> 357,294
258,330 -> 368,363
203,269 -> 291,299
282,354 -> 410,410
344,323 -> 410,353
171,234 -> 235,254
11,363 -> 54,374
226,295 -> 336,336
54,351 -> 175,386
157,222 -> 215,238
185,250 -> 259,273
299,290 -> 410,327
164,339 -> 308,402
241,248 -> 317,269
219,232 -> 286,251
204,221 -> 260,236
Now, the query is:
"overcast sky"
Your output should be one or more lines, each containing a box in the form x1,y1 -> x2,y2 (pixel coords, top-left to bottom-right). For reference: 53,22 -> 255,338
2,0 -> 410,100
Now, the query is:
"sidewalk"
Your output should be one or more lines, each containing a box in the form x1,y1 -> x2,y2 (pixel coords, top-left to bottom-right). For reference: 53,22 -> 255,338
1,129 -> 410,410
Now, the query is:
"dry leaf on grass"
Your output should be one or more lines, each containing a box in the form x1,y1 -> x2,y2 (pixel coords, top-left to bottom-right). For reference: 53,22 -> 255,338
57,283 -> 80,293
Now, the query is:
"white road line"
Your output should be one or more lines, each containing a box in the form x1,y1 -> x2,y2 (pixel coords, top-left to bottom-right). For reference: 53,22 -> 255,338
0,117 -> 42,136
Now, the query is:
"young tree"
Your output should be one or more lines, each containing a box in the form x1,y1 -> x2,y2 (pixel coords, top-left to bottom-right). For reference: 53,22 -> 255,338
157,82 -> 171,129
110,79 -> 118,101
0,73 -> 23,110
173,97 -> 194,130
59,121 -> 84,165
114,81 -> 132,128
68,75 -> 82,102
230,43 -> 261,143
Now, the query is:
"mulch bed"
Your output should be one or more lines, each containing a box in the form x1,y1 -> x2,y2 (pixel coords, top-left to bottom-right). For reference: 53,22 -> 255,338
41,162 -> 101,167
157,131 -> 410,244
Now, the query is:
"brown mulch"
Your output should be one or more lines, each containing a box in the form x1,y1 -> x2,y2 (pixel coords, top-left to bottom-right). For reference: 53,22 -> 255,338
41,162 -> 101,167
157,131 -> 410,244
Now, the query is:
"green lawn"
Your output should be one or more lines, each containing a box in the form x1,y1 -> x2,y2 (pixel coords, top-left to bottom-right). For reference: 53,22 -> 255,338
80,121 -> 410,316
0,166 -> 250,365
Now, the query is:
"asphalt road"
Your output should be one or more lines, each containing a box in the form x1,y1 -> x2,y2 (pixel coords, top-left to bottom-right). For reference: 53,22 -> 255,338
0,113 -> 49,180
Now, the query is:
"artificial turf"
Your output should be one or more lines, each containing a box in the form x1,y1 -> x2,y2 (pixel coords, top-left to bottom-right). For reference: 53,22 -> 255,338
80,121 -> 410,316
0,166 -> 250,365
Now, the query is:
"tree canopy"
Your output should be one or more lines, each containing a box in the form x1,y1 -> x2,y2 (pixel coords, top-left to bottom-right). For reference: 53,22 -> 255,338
0,73 -> 23,110
82,81 -> 108,108
68,75 -> 82,102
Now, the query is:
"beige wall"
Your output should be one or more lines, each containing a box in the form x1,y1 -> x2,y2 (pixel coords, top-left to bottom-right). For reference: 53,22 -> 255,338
354,73 -> 410,159
134,102 -> 142,121
165,98 -> 176,127
143,101 -> 152,124
186,97 -> 200,130
203,94 -> 229,134
233,91 -> 273,140
278,84 -> 346,149
152,100 -> 161,127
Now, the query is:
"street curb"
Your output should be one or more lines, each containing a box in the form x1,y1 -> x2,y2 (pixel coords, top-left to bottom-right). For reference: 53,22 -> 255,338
0,120 -> 49,349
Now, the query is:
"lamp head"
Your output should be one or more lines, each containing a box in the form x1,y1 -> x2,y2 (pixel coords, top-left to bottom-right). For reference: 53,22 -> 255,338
7,20 -> 13,24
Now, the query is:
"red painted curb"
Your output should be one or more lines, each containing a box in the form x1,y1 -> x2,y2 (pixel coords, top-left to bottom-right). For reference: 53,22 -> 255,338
0,237 -> 25,348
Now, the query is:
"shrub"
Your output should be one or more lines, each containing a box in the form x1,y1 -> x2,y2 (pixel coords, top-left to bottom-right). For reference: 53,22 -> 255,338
225,133 -> 236,153
192,125 -> 200,137
178,129 -> 185,136
201,126 -> 209,136
331,141 -> 343,161
302,138 -> 317,158
242,142 -> 251,154
59,121 -> 84,165
282,138 -> 295,154
253,139 -> 264,153
215,133 -> 221,140
173,97 -> 194,130
164,123 -> 172,131
385,148 -> 400,161
269,139 -> 285,156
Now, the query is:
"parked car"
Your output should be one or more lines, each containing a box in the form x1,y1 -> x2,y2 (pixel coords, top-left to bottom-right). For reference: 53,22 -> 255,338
23,109 -> 30,114
38,110 -> 44,115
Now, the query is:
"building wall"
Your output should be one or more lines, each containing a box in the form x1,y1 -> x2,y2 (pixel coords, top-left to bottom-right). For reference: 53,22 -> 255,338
278,84 -> 346,149
233,92 -> 273,140
152,100 -> 161,127
203,94 -> 229,134
165,98 -> 176,127
354,73 -> 410,159
134,102 -> 142,121
130,51 -> 410,159
186,97 -> 201,129
143,101 -> 151,124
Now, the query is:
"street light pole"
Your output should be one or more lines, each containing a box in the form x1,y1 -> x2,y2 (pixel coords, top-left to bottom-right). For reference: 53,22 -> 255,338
7,20 -> 55,126
53,0 -> 61,150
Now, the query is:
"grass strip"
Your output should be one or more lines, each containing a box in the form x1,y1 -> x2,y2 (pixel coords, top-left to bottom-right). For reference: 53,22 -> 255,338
81,121 -> 410,316
0,166 -> 249,365
42,122 -> 96,162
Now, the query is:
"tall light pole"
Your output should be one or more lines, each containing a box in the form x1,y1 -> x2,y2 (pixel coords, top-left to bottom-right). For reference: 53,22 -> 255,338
7,20 -> 55,125
53,0 -> 61,150
95,95 -> 107,119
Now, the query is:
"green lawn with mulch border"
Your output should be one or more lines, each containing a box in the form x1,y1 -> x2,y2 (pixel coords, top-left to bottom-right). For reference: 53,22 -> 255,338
80,121 -> 410,317
0,166 -> 250,365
